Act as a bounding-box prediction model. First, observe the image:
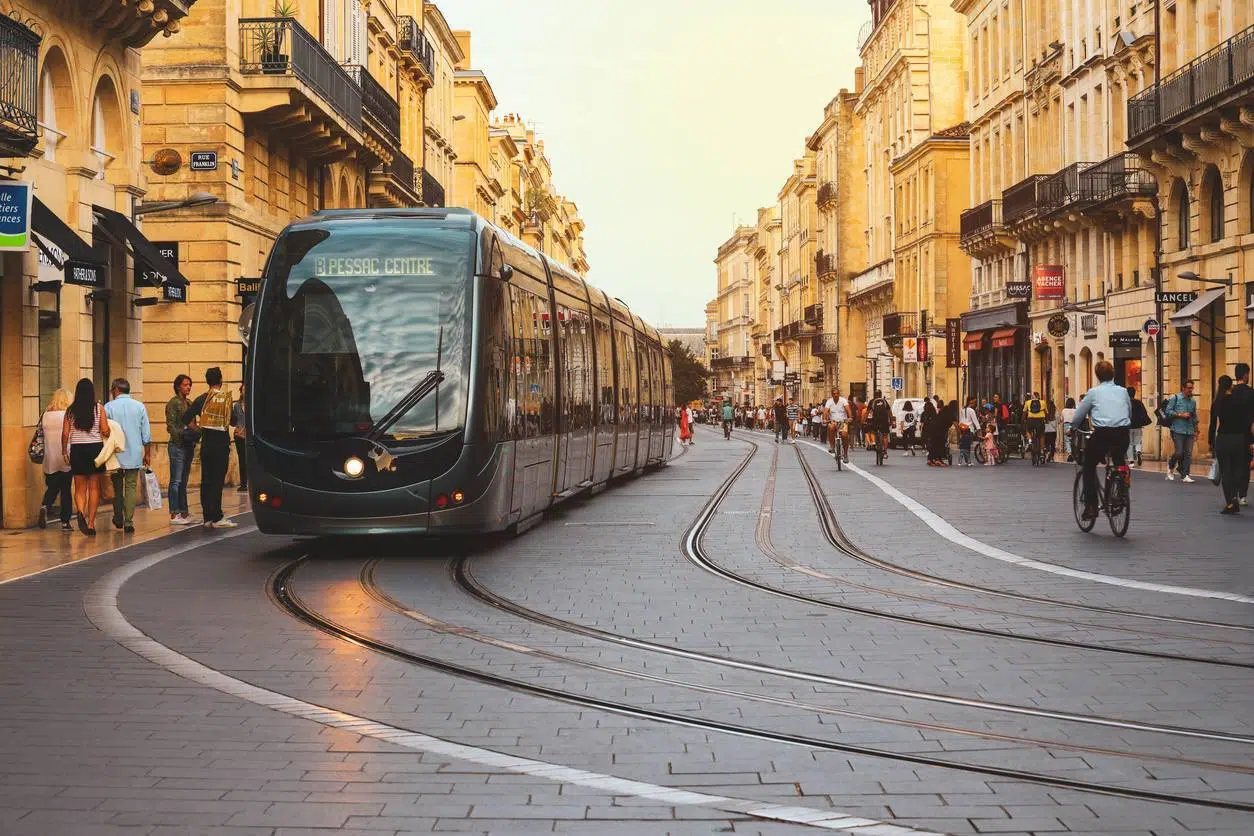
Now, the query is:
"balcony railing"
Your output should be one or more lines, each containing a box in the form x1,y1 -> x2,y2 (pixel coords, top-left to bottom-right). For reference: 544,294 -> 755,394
398,16 -> 435,79
1002,175 -> 1049,225
959,199 -> 1002,241
803,302 -> 823,326
811,334 -> 839,356
0,15 -> 39,157
1039,162 -> 1097,216
882,312 -> 917,342
711,355 -> 753,369
1128,22 -> 1254,142
420,169 -> 445,207
815,250 -> 835,278
343,65 -> 400,149
760,342 -> 772,358
817,181 -> 836,207
1082,152 -> 1158,204
240,18 -> 362,130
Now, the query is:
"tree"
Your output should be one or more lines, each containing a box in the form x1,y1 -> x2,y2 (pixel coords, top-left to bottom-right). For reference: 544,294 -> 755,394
667,339 -> 708,405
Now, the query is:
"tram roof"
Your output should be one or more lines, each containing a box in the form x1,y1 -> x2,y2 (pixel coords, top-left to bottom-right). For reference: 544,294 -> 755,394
298,207 -> 479,227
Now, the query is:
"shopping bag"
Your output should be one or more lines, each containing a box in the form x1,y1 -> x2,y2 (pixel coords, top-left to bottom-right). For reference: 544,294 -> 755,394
1207,459 -> 1220,486
143,469 -> 164,511
27,421 -> 45,465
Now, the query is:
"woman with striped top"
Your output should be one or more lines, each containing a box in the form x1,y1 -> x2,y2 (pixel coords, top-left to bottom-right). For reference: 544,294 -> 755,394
60,378 -> 111,536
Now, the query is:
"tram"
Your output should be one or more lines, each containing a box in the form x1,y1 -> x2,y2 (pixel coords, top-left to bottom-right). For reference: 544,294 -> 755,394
242,208 -> 675,536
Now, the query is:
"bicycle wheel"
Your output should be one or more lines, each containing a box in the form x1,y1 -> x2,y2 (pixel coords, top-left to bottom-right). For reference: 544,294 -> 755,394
1106,473 -> 1131,538
835,442 -> 843,471
1073,470 -> 1097,533
995,444 -> 1008,465
974,444 -> 987,465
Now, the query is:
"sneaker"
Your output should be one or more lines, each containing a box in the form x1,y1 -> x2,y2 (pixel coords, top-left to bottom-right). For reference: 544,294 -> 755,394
1165,472 -> 1176,481
182,516 -> 203,526
170,515 -> 190,526
211,519 -> 239,529
123,525 -> 135,534
1240,497 -> 1248,507
1221,504 -> 1239,515
37,507 -> 48,529
60,521 -> 73,531
1182,475 -> 1195,484
902,451 -> 912,457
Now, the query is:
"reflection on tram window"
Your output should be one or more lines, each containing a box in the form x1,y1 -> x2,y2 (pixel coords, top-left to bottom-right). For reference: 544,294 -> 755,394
252,221 -> 474,444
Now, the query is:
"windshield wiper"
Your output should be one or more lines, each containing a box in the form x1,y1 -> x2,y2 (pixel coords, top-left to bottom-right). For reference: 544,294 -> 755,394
366,326 -> 445,444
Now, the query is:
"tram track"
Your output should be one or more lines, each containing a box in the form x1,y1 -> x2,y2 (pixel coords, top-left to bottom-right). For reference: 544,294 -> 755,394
266,442 -> 1254,814
738,427 -> 1254,635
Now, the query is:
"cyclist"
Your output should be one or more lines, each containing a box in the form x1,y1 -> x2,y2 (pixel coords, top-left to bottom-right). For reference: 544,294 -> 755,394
721,401 -> 734,439
1022,391 -> 1048,460
866,389 -> 892,459
1070,360 -> 1131,522
824,387 -> 851,462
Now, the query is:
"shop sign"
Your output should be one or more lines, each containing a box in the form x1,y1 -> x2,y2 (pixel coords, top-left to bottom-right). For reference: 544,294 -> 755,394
1143,317 -> 1161,337
1155,290 -> 1197,305
945,318 -> 961,368
916,337 -> 928,363
236,277 -> 262,297
161,283 -> 186,302
1081,313 -> 1098,336
1111,332 -> 1142,359
1032,264 -> 1065,300
135,241 -> 178,288
1046,312 -> 1070,338
771,359 -> 786,384
1005,281 -> 1032,300
0,181 -> 33,251
902,336 -> 919,363
64,259 -> 105,288
1032,331 -> 1048,346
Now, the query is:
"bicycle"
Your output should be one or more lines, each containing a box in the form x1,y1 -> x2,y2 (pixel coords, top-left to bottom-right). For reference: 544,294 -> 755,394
973,438 -> 1008,465
829,422 -> 848,471
1029,429 -> 1048,467
1072,430 -> 1131,538
868,429 -> 888,466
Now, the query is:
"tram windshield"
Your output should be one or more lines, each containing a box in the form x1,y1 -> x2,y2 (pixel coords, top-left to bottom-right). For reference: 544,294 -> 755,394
252,220 -> 474,445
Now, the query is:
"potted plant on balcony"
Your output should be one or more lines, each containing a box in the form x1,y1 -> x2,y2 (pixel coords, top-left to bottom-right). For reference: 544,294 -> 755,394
258,0 -> 298,73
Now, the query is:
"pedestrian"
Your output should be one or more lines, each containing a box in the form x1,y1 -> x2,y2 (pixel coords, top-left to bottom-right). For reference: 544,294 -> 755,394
678,402 -> 692,446
1211,365 -> 1254,513
958,421 -> 975,467
36,388 -> 73,531
232,387 -> 248,492
929,400 -> 957,466
166,375 -> 199,525
105,378 -> 152,534
183,367 -> 237,529
1231,363 -> 1253,506
1061,397 -> 1077,461
849,397 -> 862,448
900,400 -> 918,456
920,397 -> 937,462
958,397 -> 980,439
1164,380 -> 1199,483
981,415 -> 998,466
60,378 -> 111,536
945,418 -> 958,466
785,398 -> 800,444
1126,387 -> 1151,467
1043,401 -> 1058,461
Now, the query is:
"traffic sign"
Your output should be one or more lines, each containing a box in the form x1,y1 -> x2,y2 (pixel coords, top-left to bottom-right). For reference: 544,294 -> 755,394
891,376 -> 903,392
1143,317 -> 1161,337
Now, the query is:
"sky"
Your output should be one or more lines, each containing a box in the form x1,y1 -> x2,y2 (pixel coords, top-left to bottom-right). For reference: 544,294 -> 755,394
445,1 -> 868,328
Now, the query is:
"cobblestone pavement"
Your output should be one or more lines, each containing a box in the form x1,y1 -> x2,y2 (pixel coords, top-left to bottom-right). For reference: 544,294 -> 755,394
0,425 -> 1251,835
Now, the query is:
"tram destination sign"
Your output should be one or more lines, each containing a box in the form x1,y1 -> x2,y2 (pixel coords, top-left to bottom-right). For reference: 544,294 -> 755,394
1155,291 -> 1197,305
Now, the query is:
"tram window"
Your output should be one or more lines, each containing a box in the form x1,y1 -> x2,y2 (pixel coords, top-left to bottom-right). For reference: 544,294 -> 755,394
480,279 -> 509,443
594,315 -> 614,424
618,328 -> 637,425
510,285 -> 549,439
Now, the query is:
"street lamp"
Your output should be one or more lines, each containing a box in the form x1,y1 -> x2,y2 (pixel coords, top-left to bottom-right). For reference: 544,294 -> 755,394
133,191 -> 219,216
1177,270 -> 1231,287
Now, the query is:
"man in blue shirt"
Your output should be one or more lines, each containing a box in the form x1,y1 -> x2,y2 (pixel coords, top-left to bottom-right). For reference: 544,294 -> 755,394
1164,379 -> 1198,483
105,378 -> 152,533
1070,360 -> 1131,521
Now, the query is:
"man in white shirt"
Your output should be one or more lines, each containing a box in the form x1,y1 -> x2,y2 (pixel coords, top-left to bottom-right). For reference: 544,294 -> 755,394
824,387 -> 851,460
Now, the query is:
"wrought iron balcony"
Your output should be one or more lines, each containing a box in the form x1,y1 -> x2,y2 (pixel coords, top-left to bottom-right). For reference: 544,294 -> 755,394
0,14 -> 39,158
1127,22 -> 1254,143
1002,175 -> 1050,225
816,181 -> 837,208
1038,162 -> 1097,216
240,18 -> 362,130
803,303 -> 823,326
815,250 -> 836,278
760,342 -> 772,358
960,199 -> 1002,242
368,149 -> 421,207
1082,152 -> 1158,205
420,169 -> 445,207
398,16 -> 435,81
881,311 -> 917,345
711,355 -> 753,369
811,334 -> 839,356
809,371 -> 826,383
344,65 -> 400,150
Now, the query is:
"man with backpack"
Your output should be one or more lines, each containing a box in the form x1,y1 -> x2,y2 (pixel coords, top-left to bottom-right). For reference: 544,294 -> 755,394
1022,392 -> 1047,459
866,390 -> 892,456
1163,380 -> 1199,483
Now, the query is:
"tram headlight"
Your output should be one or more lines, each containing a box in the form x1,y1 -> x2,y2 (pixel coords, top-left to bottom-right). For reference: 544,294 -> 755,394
451,490 -> 465,504
343,456 -> 365,479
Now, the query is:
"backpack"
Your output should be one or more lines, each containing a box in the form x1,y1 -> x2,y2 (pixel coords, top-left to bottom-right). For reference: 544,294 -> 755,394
1029,398 -> 1041,414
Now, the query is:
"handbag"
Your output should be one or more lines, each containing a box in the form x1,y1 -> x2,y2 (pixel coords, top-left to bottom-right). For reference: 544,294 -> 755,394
142,469 -> 164,511
27,417 -> 45,465
1208,459 -> 1221,486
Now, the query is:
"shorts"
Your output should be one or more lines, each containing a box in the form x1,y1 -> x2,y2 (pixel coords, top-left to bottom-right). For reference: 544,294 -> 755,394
69,442 -> 105,475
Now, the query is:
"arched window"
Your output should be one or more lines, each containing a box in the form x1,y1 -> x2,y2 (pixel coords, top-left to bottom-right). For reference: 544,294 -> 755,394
38,49 -> 75,164
1246,152 -> 1254,234
1203,165 -> 1224,243
1174,179 -> 1190,250
90,77 -> 122,181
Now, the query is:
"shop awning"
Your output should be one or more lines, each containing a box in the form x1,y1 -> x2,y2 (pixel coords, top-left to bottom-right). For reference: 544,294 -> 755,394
963,330 -> 986,350
990,327 -> 1019,349
30,197 -> 100,267
1168,287 -> 1225,325
92,205 -> 189,288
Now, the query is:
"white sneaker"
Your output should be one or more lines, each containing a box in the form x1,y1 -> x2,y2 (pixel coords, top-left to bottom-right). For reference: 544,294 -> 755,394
1165,472 -> 1176,481
902,451 -> 912,457
1241,497 -> 1249,506
211,519 -> 239,529
1182,475 -> 1195,484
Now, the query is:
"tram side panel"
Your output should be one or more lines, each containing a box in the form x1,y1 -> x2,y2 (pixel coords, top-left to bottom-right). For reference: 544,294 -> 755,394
591,303 -> 617,486
506,273 -> 557,521
614,324 -> 640,475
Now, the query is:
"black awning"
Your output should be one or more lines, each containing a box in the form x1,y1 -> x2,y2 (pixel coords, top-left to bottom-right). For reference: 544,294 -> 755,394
31,197 -> 100,268
92,205 -> 190,288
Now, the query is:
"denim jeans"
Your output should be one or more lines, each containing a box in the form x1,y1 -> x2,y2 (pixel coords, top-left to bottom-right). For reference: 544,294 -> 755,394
1126,428 -> 1143,462
1169,431 -> 1195,476
167,442 -> 192,516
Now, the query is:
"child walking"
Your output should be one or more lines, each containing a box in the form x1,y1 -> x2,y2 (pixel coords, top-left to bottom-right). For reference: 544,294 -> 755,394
958,423 -> 974,466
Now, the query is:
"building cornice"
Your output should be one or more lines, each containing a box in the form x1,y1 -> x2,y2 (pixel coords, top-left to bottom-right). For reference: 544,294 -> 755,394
455,69 -> 497,110
423,2 -> 465,64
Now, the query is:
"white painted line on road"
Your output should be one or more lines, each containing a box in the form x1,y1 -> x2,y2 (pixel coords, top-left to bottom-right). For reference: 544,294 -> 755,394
791,436 -> 1254,605
84,532 -> 949,836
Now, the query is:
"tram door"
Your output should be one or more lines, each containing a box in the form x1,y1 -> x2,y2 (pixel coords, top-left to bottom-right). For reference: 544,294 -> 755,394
591,309 -> 616,484
615,325 -> 639,473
